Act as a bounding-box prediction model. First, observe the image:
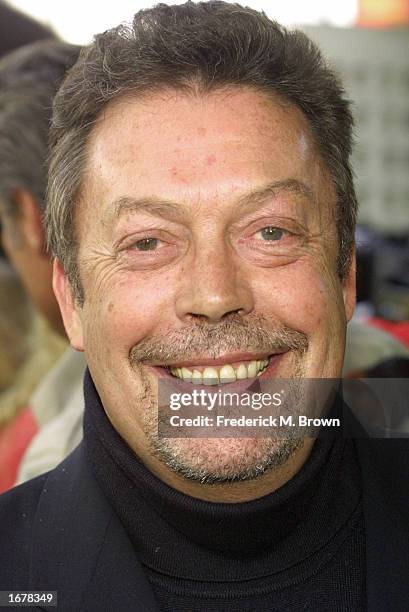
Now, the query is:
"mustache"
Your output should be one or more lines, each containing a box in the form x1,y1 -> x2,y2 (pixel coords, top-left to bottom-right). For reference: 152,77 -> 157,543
129,314 -> 308,365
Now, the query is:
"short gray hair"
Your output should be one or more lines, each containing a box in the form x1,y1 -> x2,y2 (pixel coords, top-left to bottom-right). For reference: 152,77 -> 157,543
0,40 -> 80,218
46,1 -> 358,303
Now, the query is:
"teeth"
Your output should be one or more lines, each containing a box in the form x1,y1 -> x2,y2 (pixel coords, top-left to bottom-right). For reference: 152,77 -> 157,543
169,358 -> 269,384
181,367 -> 192,380
219,364 -> 236,383
236,363 -> 248,379
202,367 -> 219,385
192,369 -> 202,384
247,361 -> 258,378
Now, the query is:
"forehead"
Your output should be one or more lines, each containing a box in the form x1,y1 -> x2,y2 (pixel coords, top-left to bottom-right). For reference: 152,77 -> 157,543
81,87 -> 332,221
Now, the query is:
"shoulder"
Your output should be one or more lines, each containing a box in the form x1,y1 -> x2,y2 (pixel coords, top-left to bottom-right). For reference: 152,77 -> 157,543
0,472 -> 49,588
0,470 -> 48,529
0,445 -> 91,591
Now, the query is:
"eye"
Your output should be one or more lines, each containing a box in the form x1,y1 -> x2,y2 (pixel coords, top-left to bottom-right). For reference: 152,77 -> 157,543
132,237 -> 159,251
256,226 -> 286,241
118,229 -> 183,270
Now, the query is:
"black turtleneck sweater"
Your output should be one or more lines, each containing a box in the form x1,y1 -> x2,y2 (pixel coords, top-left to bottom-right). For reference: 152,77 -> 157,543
83,371 -> 366,611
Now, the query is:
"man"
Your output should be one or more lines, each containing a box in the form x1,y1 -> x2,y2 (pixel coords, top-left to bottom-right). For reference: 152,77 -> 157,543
0,3 -> 407,610
0,40 -> 84,490
0,40 -> 79,335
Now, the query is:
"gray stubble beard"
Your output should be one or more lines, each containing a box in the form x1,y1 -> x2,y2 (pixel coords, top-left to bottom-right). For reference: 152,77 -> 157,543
129,316 -> 309,484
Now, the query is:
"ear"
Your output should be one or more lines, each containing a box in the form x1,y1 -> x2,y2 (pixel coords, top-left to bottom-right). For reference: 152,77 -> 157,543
342,248 -> 356,323
52,259 -> 84,351
12,188 -> 46,253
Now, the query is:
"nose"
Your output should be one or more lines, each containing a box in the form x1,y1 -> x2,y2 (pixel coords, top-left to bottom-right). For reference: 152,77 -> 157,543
175,243 -> 254,323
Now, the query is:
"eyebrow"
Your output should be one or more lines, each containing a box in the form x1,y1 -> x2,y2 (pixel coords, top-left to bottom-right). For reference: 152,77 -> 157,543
235,178 -> 315,213
112,196 -> 187,222
110,178 -> 315,222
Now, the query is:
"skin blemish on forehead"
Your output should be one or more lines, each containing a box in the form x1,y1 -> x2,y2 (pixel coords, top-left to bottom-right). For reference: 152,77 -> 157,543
206,154 -> 216,166
170,165 -> 188,183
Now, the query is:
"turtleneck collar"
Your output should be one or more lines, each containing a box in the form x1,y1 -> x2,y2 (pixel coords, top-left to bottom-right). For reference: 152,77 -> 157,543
83,369 -> 361,581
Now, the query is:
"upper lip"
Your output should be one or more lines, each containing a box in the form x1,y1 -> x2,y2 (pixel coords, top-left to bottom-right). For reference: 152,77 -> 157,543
147,350 -> 288,368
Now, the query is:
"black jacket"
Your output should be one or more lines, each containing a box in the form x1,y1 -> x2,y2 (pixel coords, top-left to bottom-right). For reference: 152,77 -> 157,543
0,438 -> 408,612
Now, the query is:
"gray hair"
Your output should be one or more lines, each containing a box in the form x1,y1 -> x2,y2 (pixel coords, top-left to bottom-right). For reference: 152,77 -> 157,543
46,1 -> 358,303
0,40 -> 80,218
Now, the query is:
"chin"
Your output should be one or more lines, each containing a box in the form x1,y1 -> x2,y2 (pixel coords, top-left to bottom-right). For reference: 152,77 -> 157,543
150,435 -> 303,484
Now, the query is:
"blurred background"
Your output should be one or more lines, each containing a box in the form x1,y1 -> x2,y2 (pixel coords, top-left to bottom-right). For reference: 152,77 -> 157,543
0,0 -> 408,490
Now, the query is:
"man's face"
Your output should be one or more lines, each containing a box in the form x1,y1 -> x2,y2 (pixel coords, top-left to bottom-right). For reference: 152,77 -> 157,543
0,191 -> 65,336
56,87 -> 355,486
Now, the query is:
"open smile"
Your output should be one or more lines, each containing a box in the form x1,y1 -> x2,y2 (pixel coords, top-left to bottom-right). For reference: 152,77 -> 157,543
149,352 -> 289,385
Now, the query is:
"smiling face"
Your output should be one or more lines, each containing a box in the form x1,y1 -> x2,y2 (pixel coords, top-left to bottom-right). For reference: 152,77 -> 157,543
54,87 -> 355,499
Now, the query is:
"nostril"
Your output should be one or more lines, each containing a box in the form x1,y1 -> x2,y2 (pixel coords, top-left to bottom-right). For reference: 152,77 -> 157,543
186,308 -> 244,324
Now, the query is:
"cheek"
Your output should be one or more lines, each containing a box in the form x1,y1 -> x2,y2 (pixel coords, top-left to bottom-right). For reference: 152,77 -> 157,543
252,262 -> 344,335
83,272 -> 177,356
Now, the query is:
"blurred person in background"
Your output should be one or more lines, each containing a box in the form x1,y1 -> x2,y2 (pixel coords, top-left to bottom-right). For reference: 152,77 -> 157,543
0,260 -> 37,492
0,0 -> 56,259
0,261 -> 33,400
0,0 -> 55,58
0,40 -> 83,492
0,257 -> 70,491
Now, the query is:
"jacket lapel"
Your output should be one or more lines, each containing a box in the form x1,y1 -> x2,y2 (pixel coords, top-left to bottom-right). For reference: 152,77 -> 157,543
29,443 -> 160,612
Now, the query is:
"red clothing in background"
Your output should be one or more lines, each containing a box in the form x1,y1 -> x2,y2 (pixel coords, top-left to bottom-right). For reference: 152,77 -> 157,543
0,409 -> 38,493
368,318 -> 409,349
